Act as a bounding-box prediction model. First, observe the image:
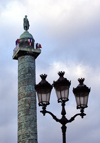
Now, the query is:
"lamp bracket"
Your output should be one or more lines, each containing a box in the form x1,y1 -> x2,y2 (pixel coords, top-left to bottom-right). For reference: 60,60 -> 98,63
40,104 -> 86,126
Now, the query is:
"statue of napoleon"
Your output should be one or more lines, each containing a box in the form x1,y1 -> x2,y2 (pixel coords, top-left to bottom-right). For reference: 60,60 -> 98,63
23,15 -> 30,31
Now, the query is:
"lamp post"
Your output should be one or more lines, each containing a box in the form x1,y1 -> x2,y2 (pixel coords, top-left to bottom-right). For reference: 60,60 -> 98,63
35,71 -> 90,143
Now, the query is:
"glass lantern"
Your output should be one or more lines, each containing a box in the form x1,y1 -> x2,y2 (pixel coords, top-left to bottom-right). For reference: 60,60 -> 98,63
35,74 -> 53,106
73,78 -> 90,109
53,71 -> 71,103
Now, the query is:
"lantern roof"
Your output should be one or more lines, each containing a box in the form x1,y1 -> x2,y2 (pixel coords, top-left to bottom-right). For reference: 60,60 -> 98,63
35,74 -> 52,93
73,78 -> 90,94
53,71 -> 71,90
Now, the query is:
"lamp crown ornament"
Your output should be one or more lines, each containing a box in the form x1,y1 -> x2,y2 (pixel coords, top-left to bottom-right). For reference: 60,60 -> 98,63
36,74 -> 51,87
53,71 -> 71,87
78,78 -> 85,85
40,74 -> 47,81
58,71 -> 65,78
73,78 -> 90,93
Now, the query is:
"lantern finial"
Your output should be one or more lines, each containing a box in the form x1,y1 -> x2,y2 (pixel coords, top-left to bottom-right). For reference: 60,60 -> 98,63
58,71 -> 65,77
40,74 -> 47,80
78,78 -> 85,85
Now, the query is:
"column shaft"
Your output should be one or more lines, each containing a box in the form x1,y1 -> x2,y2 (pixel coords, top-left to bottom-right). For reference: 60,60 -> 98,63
18,55 -> 37,143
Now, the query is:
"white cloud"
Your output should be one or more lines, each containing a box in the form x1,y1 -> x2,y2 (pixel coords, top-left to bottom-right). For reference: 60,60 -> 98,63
0,1 -> 26,25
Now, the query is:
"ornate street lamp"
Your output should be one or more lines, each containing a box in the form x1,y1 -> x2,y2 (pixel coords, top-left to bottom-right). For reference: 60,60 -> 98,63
35,71 -> 90,143
73,78 -> 90,118
53,71 -> 71,102
73,78 -> 90,109
35,74 -> 52,107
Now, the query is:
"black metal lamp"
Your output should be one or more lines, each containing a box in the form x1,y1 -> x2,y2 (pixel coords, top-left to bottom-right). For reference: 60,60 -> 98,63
53,71 -> 71,103
73,78 -> 90,109
35,74 -> 53,106
35,72 -> 91,143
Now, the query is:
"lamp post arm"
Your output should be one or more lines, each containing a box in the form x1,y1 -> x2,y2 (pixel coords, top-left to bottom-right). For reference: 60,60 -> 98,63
40,110 -> 61,123
68,112 -> 86,123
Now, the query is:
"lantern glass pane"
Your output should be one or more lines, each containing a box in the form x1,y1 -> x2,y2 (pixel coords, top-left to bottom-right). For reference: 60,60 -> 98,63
55,86 -> 69,102
55,90 -> 61,100
75,95 -> 80,107
61,89 -> 69,100
61,90 -> 64,98
65,89 -> 69,99
41,92 -> 50,104
37,93 -> 42,103
47,93 -> 50,102
80,96 -> 84,107
75,92 -> 89,109
80,92 -> 89,108
42,93 -> 47,102
83,93 -> 89,107
84,95 -> 88,106
37,89 -> 51,105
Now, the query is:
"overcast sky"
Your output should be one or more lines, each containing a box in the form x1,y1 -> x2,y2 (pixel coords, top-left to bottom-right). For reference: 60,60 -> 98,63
0,0 -> 100,143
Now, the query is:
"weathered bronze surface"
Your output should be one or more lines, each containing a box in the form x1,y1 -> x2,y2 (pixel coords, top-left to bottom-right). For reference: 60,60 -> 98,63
23,15 -> 30,31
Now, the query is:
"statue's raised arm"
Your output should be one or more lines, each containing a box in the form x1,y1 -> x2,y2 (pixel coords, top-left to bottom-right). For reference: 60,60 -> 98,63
23,15 -> 30,31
